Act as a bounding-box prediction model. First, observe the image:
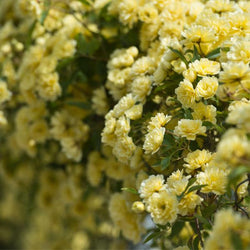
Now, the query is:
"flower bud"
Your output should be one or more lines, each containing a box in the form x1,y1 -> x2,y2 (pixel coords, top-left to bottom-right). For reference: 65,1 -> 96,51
132,201 -> 145,213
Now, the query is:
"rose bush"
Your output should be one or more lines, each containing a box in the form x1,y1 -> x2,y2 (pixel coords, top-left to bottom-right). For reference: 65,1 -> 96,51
0,0 -> 249,249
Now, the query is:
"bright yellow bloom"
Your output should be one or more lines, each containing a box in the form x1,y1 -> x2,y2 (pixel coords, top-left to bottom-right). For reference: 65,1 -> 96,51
196,167 -> 228,195
118,0 -> 138,28
92,86 -> 109,116
183,68 -> 197,82
139,174 -> 165,200
0,80 -> 12,104
184,149 -> 214,173
166,170 -> 190,195
192,102 -> 217,124
114,115 -> 130,137
146,190 -> 178,225
178,192 -> 203,216
175,79 -> 196,108
206,0 -> 236,13
216,129 -> 250,166
113,94 -> 136,118
131,56 -> 155,76
109,193 -> 143,243
112,135 -> 136,163
125,104 -> 143,120
189,59 -> 220,76
219,61 -> 250,85
195,76 -> 218,99
182,25 -> 216,43
205,209 -> 250,250
131,75 -> 152,102
227,38 -> 250,63
143,127 -> 165,154
138,3 -> 158,24
37,72 -> 61,101
226,102 -> 250,132
132,201 -> 145,213
174,119 -> 206,140
147,113 -> 172,131
0,111 -> 7,126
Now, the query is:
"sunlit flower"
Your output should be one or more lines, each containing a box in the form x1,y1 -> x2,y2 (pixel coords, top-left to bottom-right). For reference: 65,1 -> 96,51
139,174 -> 165,200
174,119 -> 206,140
146,190 -> 178,225
195,76 -> 218,99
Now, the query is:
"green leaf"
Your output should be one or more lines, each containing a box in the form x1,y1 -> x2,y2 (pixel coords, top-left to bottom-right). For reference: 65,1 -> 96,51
143,230 -> 162,243
193,235 -> 200,250
66,101 -> 91,109
244,196 -> 250,205
76,33 -> 100,56
187,177 -> 197,188
177,178 -> 197,201
202,121 -> 224,134
56,57 -> 75,71
191,45 -> 201,62
202,230 -> 210,240
77,0 -> 91,5
156,224 -> 168,230
119,25 -> 140,48
206,47 -> 221,59
230,231 -> 243,250
221,47 -> 230,52
169,72 -> 184,82
121,187 -> 139,195
185,178 -> 197,190
60,70 -> 88,93
153,84 -> 168,93
75,71 -> 88,82
163,133 -> 175,148
161,156 -> 171,171
25,20 -> 37,49
170,221 -> 185,238
40,10 -> 49,24
187,235 -> 195,250
201,203 -> 217,218
169,47 -> 189,66
40,0 -> 50,24
183,108 -> 193,119
186,184 -> 207,194
228,166 -> 249,185
152,161 -> 161,167
189,140 -> 199,151
194,214 -> 211,229
202,121 -> 214,129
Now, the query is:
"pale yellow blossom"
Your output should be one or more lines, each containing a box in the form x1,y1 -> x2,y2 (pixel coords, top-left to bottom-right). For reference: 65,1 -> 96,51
174,119 -> 206,140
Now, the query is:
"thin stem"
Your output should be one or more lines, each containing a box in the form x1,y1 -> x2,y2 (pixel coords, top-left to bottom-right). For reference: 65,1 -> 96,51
234,177 -> 250,205
165,129 -> 175,136
142,157 -> 159,174
238,206 -> 249,219
195,217 -> 204,248
77,53 -> 107,62
234,176 -> 250,218
241,82 -> 250,94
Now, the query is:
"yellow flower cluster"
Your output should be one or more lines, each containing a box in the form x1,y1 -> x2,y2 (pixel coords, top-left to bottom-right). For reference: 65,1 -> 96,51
109,193 -> 144,243
0,1 -> 126,249
205,209 -> 250,250
0,0 -> 249,249
102,0 -> 250,246
139,171 -> 203,224
143,113 -> 171,154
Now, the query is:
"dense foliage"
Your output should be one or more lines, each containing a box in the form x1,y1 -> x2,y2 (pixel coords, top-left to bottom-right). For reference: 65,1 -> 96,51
0,0 -> 249,249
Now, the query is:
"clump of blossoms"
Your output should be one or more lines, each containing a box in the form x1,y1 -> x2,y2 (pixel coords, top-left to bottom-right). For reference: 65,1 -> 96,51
0,0 -> 249,249
103,0 -> 250,249
0,0 -> 131,249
